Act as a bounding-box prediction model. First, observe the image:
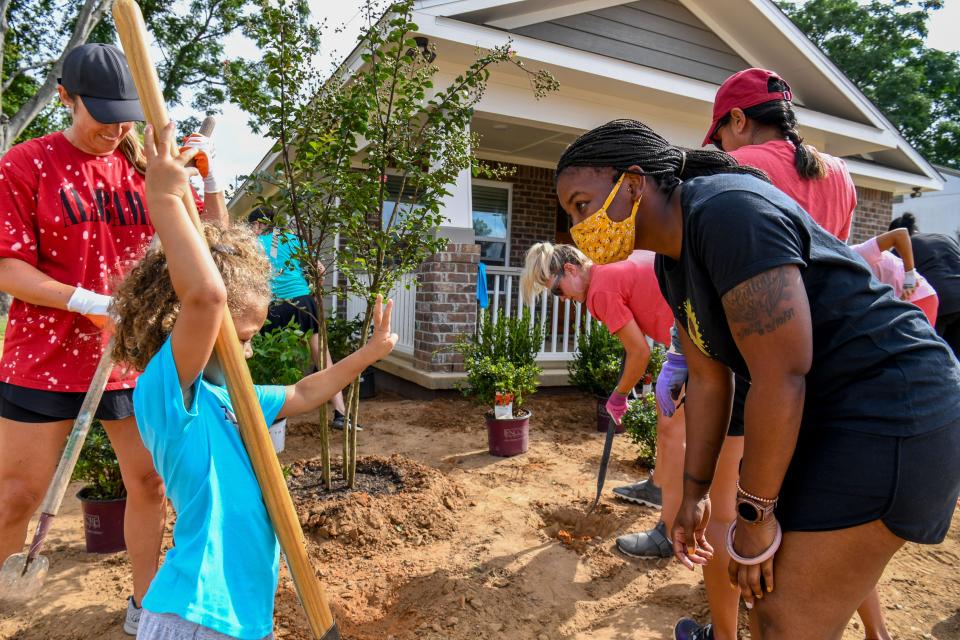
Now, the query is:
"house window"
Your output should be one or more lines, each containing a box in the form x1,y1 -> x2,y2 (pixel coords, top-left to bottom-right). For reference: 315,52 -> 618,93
472,182 -> 510,266
381,174 -> 423,229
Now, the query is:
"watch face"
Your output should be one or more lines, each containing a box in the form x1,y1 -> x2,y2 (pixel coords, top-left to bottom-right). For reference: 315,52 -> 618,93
737,500 -> 761,522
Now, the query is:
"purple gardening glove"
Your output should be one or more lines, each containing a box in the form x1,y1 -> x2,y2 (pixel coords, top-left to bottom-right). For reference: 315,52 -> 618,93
655,352 -> 688,417
606,391 -> 630,425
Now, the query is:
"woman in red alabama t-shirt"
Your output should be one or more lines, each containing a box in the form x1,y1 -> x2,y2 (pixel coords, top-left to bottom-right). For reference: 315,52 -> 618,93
0,43 -> 225,632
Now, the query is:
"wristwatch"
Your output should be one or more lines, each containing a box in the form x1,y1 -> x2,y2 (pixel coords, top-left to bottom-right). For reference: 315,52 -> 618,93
736,496 -> 777,524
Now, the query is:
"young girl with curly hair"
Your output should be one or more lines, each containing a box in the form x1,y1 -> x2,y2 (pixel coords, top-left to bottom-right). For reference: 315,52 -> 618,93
112,121 -> 397,640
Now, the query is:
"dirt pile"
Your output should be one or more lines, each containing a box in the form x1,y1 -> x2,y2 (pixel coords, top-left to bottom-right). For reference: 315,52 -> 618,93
289,454 -> 465,557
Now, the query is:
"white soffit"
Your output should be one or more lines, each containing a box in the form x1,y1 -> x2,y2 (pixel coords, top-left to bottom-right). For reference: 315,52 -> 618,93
415,0 -> 942,191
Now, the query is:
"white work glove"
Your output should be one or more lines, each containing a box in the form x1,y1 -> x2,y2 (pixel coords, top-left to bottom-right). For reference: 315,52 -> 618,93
180,132 -> 220,194
66,287 -> 112,316
902,269 -> 918,299
67,287 -> 114,330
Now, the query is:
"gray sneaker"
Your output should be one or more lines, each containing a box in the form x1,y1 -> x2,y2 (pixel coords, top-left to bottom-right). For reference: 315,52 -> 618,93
612,477 -> 661,507
123,596 -> 141,636
616,520 -> 673,559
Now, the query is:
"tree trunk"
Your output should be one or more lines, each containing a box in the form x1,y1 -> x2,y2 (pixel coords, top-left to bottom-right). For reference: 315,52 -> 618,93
313,292 -> 332,491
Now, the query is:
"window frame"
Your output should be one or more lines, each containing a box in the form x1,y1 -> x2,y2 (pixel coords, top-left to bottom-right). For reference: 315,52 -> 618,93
471,178 -> 513,267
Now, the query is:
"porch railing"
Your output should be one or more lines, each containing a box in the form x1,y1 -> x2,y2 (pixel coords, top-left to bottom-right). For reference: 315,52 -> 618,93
344,273 -> 417,355
483,266 -> 592,362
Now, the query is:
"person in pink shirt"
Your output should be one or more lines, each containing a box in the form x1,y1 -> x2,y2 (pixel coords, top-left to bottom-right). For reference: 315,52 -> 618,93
851,228 -> 938,325
707,68 -> 857,241
520,241 -> 672,419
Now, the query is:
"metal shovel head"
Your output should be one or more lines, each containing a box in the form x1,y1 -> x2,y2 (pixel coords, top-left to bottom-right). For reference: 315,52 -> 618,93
0,552 -> 49,601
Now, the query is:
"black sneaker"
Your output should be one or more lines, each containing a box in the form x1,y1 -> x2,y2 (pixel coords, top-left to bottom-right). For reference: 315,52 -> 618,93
612,477 -> 662,508
674,618 -> 714,640
331,410 -> 363,431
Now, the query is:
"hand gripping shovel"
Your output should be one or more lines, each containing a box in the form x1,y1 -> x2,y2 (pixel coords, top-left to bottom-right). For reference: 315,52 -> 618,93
0,338 -> 115,600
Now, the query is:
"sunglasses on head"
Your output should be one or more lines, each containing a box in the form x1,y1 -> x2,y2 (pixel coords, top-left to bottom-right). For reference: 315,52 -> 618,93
550,272 -> 564,297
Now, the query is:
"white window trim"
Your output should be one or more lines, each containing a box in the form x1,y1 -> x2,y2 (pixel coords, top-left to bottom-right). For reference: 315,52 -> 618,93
471,178 -> 513,267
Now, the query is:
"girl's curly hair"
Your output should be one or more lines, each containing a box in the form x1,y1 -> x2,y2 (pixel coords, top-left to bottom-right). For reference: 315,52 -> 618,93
111,221 -> 272,371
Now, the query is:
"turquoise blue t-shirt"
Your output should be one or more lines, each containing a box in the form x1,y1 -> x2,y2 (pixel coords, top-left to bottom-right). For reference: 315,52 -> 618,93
133,338 -> 287,639
257,231 -> 311,300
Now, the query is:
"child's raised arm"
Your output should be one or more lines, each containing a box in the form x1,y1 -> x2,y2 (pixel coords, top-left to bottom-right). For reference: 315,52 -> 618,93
873,228 -> 916,272
143,122 -> 227,393
278,295 -> 398,419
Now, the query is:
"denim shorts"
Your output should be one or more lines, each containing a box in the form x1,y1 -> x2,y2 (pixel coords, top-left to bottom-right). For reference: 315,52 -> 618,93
138,610 -> 274,640
777,421 -> 960,544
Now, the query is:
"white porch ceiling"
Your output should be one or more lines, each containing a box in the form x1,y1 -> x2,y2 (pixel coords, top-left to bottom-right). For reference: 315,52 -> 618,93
472,116 -> 578,167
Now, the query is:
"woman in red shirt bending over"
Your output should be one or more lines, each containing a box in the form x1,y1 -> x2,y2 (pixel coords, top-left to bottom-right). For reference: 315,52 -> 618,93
521,242 -> 674,428
0,44 -> 224,635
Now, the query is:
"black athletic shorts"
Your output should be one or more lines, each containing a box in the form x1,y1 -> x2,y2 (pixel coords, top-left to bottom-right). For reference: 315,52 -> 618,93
0,382 -> 135,423
726,374 -> 748,437
266,295 -> 318,334
777,421 -> 960,544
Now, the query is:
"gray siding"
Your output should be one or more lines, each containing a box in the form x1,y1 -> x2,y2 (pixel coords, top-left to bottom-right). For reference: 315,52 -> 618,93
511,0 -> 750,84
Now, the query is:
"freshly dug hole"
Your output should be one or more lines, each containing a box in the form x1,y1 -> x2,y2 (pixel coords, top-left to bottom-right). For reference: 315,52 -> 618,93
541,504 -> 621,554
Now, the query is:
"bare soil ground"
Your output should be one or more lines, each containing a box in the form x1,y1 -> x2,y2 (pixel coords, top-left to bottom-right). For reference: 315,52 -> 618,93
1,391 -> 958,639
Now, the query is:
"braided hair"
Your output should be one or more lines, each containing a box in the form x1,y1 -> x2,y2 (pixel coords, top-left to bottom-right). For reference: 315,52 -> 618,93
714,77 -> 827,179
556,119 -> 769,194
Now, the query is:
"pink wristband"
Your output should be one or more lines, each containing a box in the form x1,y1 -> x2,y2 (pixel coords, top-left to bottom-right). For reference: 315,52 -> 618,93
726,521 -> 782,566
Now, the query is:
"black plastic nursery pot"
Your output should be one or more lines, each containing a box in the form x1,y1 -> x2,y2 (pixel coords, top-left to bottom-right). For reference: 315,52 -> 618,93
76,487 -> 127,554
485,410 -> 530,457
595,395 -> 625,434
358,367 -> 376,399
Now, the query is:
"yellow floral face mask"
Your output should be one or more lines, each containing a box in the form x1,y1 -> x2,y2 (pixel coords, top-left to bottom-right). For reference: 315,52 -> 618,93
569,173 -> 641,265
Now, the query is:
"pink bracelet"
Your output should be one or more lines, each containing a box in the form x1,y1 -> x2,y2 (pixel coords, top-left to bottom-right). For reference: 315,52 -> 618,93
726,521 -> 783,566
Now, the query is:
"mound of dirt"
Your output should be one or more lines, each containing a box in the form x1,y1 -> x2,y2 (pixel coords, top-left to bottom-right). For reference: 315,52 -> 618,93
288,454 -> 465,557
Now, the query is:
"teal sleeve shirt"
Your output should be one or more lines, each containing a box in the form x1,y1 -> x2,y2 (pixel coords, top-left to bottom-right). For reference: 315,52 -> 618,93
134,338 -> 287,639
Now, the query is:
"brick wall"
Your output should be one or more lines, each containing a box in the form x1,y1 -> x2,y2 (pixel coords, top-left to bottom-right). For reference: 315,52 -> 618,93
413,243 -> 480,372
504,164 -> 557,267
849,187 -> 893,244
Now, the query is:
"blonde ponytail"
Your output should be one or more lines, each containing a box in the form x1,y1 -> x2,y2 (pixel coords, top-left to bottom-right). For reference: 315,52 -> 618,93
520,242 -> 591,303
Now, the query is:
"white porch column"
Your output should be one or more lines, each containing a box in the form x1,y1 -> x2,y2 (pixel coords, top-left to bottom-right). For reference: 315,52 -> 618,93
436,159 -> 475,243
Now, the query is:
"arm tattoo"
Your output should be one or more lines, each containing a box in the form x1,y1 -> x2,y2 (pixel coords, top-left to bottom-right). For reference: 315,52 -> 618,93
724,267 -> 796,340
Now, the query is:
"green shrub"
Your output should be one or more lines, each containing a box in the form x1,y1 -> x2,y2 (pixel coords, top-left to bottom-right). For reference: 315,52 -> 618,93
326,313 -> 363,363
72,421 -> 125,500
455,310 -> 544,410
645,343 -> 667,386
623,393 -> 658,467
568,322 -> 624,397
248,317 -> 313,386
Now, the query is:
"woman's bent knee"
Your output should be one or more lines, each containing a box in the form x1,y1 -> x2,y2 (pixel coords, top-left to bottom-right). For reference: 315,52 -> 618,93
124,469 -> 166,503
0,479 -> 45,526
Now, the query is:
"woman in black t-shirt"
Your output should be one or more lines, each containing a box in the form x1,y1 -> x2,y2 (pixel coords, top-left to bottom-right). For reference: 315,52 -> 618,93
554,119 -> 960,639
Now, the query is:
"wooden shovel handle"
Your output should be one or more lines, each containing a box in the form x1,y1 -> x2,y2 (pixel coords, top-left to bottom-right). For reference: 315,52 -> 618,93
111,2 -> 337,637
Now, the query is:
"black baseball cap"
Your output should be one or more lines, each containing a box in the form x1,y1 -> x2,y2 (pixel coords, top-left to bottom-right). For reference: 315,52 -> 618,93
248,208 -> 272,225
58,43 -> 144,124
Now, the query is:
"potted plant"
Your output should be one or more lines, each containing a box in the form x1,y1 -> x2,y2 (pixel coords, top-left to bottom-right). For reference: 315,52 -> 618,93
455,310 -> 544,457
568,322 -> 626,433
73,420 -> 126,553
248,317 -> 314,452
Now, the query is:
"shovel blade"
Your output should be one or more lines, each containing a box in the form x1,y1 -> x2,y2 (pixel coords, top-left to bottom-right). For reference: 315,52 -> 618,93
0,552 -> 49,601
